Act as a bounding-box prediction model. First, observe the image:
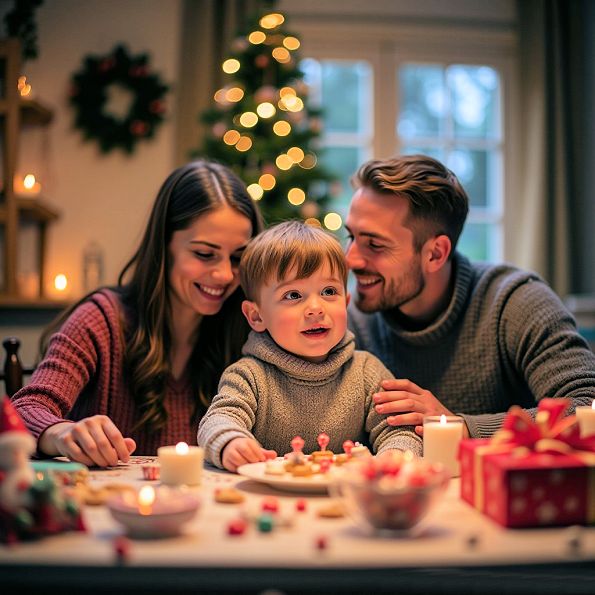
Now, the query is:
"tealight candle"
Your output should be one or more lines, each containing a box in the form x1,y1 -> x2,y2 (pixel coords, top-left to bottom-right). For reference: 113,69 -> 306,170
576,401 -> 595,437
157,442 -> 204,486
138,485 -> 155,515
423,415 -> 464,477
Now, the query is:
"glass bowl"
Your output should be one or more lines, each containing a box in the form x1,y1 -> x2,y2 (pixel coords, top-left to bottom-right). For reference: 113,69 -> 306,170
330,453 -> 449,536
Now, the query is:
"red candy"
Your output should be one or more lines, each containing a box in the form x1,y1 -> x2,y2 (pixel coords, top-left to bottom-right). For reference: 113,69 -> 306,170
342,440 -> 355,455
317,432 -> 330,451
319,459 -> 332,474
113,536 -> 131,562
291,435 -> 305,453
315,535 -> 328,550
261,497 -> 279,513
227,518 -> 248,536
295,499 -> 307,512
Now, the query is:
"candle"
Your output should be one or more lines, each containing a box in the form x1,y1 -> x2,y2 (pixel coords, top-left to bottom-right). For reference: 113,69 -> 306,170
423,415 -> 464,477
576,401 -> 595,437
137,485 -> 155,515
157,442 -> 204,486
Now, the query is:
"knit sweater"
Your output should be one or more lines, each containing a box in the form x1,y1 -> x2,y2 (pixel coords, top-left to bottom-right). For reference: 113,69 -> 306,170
11,290 -> 199,454
197,329 -> 422,469
348,252 -> 595,439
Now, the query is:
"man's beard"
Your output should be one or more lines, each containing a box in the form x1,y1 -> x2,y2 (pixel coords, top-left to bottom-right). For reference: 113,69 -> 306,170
355,257 -> 425,313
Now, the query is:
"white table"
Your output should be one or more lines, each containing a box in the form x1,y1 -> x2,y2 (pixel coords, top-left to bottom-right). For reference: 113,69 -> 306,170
1,457 -> 594,594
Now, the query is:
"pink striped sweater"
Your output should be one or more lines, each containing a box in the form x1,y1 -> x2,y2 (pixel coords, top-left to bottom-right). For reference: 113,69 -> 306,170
11,290 -> 199,454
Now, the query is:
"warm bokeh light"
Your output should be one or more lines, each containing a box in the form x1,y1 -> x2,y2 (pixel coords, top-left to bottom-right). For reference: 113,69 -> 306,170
324,212 -> 343,231
18,75 -> 32,97
300,153 -> 317,169
279,87 -> 296,98
287,188 -> 306,205
283,36 -> 300,51
226,87 -> 244,102
248,31 -> 266,44
272,47 -> 291,64
223,130 -> 241,145
283,95 -> 303,112
54,274 -> 68,291
259,173 -> 276,190
235,136 -> 253,151
287,147 -> 305,163
214,88 -> 226,103
175,442 -> 189,455
247,183 -> 264,200
222,58 -> 240,74
239,111 -> 258,127
304,218 -> 322,227
260,13 -> 284,29
256,102 -> 276,118
273,120 -> 291,136
276,154 -> 293,170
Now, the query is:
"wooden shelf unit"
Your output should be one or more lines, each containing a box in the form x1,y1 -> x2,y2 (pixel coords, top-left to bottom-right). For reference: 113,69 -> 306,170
0,37 -> 60,303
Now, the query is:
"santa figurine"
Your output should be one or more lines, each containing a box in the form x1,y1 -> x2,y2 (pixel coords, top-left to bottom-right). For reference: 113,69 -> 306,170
0,395 -> 36,513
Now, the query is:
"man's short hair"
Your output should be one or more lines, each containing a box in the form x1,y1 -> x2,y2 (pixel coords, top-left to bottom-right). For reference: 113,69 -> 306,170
240,220 -> 348,302
352,154 -> 470,253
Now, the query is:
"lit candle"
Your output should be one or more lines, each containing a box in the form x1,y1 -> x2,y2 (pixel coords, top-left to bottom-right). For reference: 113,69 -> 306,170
157,442 -> 204,486
576,401 -> 595,437
137,485 -> 155,516
423,415 -> 464,477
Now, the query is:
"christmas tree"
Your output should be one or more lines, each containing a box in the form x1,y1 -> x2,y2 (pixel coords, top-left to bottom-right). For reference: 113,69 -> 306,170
194,10 -> 341,228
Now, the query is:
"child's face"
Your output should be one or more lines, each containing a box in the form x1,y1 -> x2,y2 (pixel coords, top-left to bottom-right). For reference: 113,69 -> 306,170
242,262 -> 349,363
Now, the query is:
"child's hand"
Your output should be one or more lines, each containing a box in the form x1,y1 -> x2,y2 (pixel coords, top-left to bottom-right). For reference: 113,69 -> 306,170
222,437 -> 277,472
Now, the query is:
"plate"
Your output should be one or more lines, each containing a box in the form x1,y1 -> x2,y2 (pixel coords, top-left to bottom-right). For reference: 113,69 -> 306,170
237,461 -> 331,494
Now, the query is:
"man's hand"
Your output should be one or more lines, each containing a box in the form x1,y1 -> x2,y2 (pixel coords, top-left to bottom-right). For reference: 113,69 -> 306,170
39,415 -> 136,467
373,378 -> 461,437
221,437 -> 277,473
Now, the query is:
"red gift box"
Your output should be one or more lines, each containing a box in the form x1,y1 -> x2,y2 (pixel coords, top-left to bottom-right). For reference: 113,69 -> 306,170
459,399 -> 595,528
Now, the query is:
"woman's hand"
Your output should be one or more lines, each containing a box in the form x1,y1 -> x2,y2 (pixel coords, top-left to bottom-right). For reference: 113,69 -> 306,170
373,378 -> 458,436
222,437 -> 277,473
39,415 -> 136,467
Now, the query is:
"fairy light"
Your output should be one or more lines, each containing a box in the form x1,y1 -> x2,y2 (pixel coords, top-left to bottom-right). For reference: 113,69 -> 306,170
287,147 -> 305,163
280,87 -> 296,97
283,36 -> 300,51
239,112 -> 258,127
300,153 -> 317,169
226,87 -> 244,102
248,31 -> 266,44
273,121 -> 291,136
276,154 -> 293,170
222,58 -> 240,74
214,88 -> 226,103
54,274 -> 68,292
247,183 -> 264,200
256,102 -> 276,118
235,136 -> 253,151
287,188 -> 306,205
223,130 -> 241,145
272,47 -> 291,64
258,174 -> 276,190
324,212 -> 343,231
260,13 -> 284,29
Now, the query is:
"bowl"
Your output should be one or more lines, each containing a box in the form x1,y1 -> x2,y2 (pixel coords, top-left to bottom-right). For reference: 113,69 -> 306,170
330,453 -> 449,536
107,487 -> 200,538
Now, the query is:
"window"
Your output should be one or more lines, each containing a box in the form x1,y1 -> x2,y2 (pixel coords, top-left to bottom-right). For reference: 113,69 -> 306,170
296,22 -> 515,263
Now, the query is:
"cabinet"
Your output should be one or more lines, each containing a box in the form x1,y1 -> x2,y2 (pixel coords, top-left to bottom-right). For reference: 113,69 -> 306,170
0,38 -> 60,306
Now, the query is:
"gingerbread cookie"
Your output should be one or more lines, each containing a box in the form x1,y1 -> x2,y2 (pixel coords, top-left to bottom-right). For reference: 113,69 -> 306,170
214,487 -> 245,504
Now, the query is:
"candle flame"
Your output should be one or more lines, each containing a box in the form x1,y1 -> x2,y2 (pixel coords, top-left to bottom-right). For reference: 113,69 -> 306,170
175,441 -> 189,455
138,485 -> 155,515
440,414 -> 447,425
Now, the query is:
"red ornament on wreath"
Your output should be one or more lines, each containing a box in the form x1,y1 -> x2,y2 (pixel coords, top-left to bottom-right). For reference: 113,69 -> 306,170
69,44 -> 169,154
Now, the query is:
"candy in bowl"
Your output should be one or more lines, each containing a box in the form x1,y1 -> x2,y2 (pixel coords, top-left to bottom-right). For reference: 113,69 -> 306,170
330,452 -> 449,535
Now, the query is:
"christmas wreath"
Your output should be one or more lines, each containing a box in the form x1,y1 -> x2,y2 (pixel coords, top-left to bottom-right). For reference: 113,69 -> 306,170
69,45 -> 169,154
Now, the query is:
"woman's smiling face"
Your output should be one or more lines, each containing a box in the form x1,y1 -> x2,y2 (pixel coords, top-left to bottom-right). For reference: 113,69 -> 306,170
168,204 -> 253,320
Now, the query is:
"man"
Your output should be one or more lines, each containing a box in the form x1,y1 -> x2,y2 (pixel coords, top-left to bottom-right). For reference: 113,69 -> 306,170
345,154 -> 595,438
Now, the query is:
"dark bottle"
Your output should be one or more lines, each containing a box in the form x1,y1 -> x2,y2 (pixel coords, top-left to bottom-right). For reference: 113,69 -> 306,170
2,337 -> 23,396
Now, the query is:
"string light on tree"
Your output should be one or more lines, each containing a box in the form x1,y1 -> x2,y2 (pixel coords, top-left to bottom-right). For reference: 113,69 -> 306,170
194,9 -> 338,225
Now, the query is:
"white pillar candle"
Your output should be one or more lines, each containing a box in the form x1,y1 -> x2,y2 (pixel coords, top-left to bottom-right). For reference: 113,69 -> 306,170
157,442 -> 204,486
576,401 -> 595,437
423,415 -> 464,477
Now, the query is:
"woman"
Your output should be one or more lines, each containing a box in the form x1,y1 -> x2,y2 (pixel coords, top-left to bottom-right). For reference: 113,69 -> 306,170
11,160 -> 263,467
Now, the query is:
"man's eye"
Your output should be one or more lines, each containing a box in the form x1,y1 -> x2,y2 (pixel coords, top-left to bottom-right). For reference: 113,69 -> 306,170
283,291 -> 301,301
369,242 -> 384,250
321,286 -> 338,296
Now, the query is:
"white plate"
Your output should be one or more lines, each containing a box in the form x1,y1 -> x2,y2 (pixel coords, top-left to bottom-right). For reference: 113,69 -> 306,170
237,461 -> 331,494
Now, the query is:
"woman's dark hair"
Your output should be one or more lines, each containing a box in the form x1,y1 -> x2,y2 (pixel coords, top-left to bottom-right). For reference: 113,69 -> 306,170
41,160 -> 263,431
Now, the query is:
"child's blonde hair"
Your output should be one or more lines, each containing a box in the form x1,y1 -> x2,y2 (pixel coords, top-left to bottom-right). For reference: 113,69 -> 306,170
240,220 -> 348,302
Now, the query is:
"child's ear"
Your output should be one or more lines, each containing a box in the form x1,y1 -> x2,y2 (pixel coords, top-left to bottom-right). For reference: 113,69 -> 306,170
346,292 -> 351,307
241,300 -> 266,332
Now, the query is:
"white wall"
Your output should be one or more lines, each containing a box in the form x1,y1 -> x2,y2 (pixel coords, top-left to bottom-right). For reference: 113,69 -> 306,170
12,0 -> 182,299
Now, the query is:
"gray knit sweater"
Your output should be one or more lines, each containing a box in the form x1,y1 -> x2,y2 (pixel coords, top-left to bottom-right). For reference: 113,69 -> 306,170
197,330 -> 422,468
348,252 -> 595,439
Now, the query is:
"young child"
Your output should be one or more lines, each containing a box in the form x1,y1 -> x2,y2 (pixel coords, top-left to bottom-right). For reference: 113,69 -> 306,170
197,221 -> 422,471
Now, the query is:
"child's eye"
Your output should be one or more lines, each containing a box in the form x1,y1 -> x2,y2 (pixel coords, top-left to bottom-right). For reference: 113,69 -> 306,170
283,290 -> 302,301
321,286 -> 339,297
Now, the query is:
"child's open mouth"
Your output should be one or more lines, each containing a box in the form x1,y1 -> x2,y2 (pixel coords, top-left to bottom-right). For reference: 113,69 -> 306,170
302,327 -> 329,336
